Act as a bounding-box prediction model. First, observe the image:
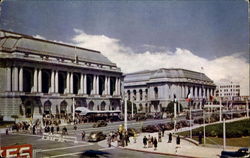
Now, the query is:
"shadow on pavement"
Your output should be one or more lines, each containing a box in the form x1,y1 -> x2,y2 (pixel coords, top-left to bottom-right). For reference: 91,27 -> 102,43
80,150 -> 111,158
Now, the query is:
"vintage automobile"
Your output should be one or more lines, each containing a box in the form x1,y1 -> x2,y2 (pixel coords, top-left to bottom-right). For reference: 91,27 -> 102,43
88,131 -> 106,142
141,125 -> 160,133
92,120 -> 107,128
220,148 -> 249,158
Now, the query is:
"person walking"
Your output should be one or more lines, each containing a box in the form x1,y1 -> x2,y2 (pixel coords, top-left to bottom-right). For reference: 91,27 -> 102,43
176,135 -> 180,145
74,124 -> 77,131
82,131 -> 86,141
143,136 -> 148,148
153,137 -> 158,150
56,125 -> 60,134
198,131 -> 202,144
51,126 -> 54,134
168,132 -> 172,143
158,131 -> 162,142
107,135 -> 112,147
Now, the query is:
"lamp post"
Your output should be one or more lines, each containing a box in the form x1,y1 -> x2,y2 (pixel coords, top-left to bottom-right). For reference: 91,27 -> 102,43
190,103 -> 192,139
203,109 -> 206,144
124,97 -> 128,131
131,100 -> 134,119
73,97 -> 75,121
219,97 -> 222,122
223,118 -> 226,150
246,100 -> 249,118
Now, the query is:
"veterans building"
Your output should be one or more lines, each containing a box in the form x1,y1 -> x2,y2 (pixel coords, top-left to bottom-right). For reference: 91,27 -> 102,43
124,68 -> 216,113
0,30 -> 122,121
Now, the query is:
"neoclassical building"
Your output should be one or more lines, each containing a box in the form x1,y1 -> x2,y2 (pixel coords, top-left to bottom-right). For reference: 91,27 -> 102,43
0,30 -> 122,121
124,68 -> 216,113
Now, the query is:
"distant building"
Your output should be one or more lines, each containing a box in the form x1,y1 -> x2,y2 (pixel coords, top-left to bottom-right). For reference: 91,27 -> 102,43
124,68 -> 216,113
215,81 -> 240,99
0,30 -> 122,121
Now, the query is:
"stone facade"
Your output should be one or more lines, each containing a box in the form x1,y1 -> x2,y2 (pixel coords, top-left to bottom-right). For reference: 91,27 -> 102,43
124,68 -> 216,113
0,30 -> 122,121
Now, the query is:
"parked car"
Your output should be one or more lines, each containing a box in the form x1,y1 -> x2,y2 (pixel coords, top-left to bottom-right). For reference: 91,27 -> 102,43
142,125 -> 160,133
88,131 -> 106,142
93,120 -> 107,128
220,148 -> 249,158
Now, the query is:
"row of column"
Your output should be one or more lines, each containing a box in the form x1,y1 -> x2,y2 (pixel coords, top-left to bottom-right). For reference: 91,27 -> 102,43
172,84 -> 215,99
6,66 -> 121,96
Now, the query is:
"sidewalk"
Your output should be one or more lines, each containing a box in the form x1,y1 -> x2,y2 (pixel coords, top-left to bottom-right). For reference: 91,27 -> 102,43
123,131 -> 224,158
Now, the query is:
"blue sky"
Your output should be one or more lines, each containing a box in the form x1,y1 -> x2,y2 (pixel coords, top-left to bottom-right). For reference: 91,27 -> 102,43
0,0 -> 249,95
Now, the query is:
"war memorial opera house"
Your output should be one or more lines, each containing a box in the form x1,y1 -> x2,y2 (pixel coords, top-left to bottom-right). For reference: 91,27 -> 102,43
124,68 -> 216,113
0,30 -> 122,121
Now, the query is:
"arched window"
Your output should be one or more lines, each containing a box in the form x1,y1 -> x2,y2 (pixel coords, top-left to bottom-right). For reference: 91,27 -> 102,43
133,90 -> 136,101
101,101 -> 106,111
88,101 -> 94,110
139,89 -> 143,100
127,90 -> 131,100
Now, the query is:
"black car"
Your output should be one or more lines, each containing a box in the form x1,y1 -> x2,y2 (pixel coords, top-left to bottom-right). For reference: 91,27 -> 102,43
141,125 -> 160,133
88,131 -> 106,142
93,120 -> 107,128
220,148 -> 249,158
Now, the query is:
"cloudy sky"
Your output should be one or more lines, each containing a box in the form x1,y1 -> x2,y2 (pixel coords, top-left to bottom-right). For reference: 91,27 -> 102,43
0,0 -> 249,95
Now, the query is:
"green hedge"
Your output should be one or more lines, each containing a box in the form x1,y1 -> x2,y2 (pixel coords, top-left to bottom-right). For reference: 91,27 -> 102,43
178,119 -> 250,138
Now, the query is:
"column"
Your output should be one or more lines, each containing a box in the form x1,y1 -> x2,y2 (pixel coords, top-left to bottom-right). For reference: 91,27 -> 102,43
104,76 -> 107,95
92,75 -> 96,95
207,88 -> 209,98
199,87 -> 202,98
66,72 -> 70,93
80,73 -> 84,94
195,86 -> 198,98
190,86 -> 193,98
55,70 -> 58,93
12,67 -> 18,91
96,75 -> 99,95
115,77 -> 118,95
70,72 -> 73,94
185,86 -> 188,98
118,78 -> 121,96
6,67 -> 11,91
51,70 -> 55,93
107,76 -> 110,95
38,69 -> 42,93
33,68 -> 38,92
83,74 -> 87,94
142,89 -> 146,101
19,67 -> 23,92
182,85 -> 185,99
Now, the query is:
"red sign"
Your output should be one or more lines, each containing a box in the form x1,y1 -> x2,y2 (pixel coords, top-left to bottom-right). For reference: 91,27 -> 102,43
0,144 -> 32,158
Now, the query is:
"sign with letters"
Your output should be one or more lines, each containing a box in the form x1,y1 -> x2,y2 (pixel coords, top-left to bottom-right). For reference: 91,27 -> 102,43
0,144 -> 32,158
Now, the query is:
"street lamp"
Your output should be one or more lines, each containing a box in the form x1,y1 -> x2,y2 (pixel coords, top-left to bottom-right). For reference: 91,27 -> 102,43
124,96 -> 128,131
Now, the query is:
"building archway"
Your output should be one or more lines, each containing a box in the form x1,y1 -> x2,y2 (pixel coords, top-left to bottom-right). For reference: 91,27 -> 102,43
23,99 -> 34,118
44,100 -> 52,114
101,101 -> 106,111
127,90 -> 131,100
60,100 -> 68,114
88,101 -> 94,110
154,87 -> 158,99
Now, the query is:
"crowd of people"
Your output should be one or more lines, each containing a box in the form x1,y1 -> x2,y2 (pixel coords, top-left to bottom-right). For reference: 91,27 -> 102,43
143,132 -> 180,150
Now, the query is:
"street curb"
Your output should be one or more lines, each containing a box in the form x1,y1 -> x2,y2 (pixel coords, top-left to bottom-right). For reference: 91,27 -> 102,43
119,146 -> 200,158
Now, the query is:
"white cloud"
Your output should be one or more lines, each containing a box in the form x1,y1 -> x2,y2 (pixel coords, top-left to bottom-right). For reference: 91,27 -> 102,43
33,34 -> 46,40
71,29 -> 249,96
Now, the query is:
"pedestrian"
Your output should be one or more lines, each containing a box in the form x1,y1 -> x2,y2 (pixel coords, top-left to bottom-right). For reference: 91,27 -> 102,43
143,136 -> 148,148
125,132 -> 129,146
74,125 -> 77,131
162,128 -> 165,137
62,126 -> 68,135
158,132 -> 162,142
56,125 -> 60,134
107,135 -> 112,147
168,132 -> 172,143
133,132 -> 137,143
82,131 -> 85,141
176,135 -> 180,145
51,126 -> 54,134
6,128 -> 9,135
32,125 -> 36,135
198,132 -> 202,144
153,137 -> 158,150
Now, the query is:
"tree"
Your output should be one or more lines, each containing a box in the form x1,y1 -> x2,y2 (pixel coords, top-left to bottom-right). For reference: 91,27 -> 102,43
166,101 -> 183,114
